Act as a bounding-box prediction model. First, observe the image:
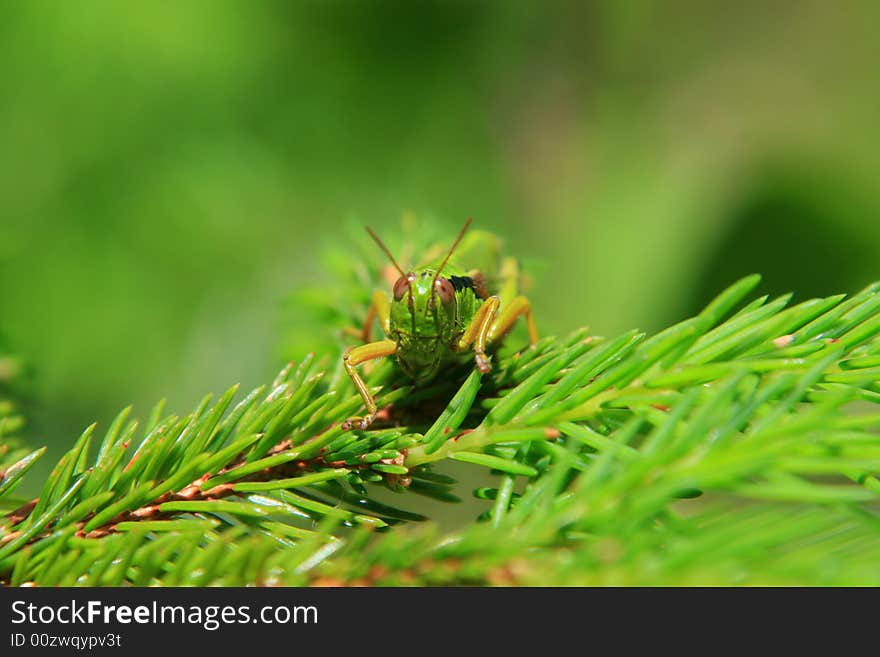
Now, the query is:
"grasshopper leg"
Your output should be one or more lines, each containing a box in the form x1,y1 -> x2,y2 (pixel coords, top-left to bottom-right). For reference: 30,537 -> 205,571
360,290 -> 391,343
457,296 -> 501,373
344,290 -> 392,342
458,295 -> 538,374
488,295 -> 538,346
342,339 -> 398,430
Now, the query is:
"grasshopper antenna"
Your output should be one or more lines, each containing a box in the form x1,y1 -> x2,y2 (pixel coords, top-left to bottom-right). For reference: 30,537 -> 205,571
430,217 -> 473,297
365,225 -> 407,277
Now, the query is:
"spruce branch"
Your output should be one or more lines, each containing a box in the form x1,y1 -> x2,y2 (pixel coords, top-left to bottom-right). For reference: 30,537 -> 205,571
3,274 -> 880,585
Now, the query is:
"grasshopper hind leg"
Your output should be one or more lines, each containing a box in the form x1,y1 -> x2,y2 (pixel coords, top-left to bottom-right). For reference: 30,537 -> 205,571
488,295 -> 538,346
343,290 -> 391,343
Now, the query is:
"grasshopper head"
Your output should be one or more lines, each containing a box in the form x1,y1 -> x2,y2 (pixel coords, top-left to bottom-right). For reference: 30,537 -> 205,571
391,270 -> 455,312
388,270 -> 456,379
365,218 -> 472,379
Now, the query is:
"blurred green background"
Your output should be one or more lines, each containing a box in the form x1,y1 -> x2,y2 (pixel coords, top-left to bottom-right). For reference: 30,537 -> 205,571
2,1 -> 880,489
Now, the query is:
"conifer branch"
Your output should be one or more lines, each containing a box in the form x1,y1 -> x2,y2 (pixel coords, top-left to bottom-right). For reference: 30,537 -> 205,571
3,273 -> 880,585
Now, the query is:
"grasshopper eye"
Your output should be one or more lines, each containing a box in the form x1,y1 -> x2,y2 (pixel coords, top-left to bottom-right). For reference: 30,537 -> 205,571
393,274 -> 412,301
435,277 -> 455,305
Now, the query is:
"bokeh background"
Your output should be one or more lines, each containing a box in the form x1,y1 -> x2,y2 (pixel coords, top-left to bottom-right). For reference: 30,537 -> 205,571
2,1 -> 880,491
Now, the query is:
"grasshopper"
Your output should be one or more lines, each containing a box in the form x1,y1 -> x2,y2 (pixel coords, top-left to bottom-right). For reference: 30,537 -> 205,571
342,218 -> 539,430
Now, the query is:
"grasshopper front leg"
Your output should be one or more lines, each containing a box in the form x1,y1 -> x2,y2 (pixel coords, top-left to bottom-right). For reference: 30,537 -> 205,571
458,295 -> 538,373
342,339 -> 398,430
457,296 -> 501,373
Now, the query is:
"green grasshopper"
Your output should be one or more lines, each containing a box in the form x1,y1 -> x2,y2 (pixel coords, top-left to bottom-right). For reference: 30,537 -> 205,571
342,218 -> 538,430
